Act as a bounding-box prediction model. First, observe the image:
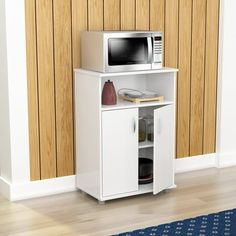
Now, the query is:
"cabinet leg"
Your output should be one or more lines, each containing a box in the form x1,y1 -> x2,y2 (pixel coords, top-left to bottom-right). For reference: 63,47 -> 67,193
98,200 -> 105,205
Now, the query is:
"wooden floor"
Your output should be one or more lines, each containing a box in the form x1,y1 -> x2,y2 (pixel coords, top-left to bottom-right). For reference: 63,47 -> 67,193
1,167 -> 236,236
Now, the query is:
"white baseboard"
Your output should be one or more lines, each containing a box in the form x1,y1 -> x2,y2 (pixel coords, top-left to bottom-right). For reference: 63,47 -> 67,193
1,153 -> 236,201
175,153 -> 217,173
0,177 -> 11,200
0,175 -> 76,201
217,152 -> 236,168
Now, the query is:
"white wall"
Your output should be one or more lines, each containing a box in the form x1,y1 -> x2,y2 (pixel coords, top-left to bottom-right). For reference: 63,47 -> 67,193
217,0 -> 236,166
0,0 -> 30,185
4,0 -> 30,183
0,0 -> 12,182
0,0 -> 77,201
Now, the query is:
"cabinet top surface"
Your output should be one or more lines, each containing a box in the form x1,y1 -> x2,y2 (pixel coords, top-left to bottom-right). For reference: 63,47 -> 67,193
74,67 -> 178,77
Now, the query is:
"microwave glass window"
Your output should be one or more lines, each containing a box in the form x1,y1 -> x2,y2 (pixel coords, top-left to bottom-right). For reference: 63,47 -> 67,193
108,38 -> 148,66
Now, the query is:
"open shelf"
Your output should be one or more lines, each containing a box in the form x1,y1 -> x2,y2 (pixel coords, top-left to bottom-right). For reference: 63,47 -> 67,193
102,99 -> 174,111
139,140 -> 154,149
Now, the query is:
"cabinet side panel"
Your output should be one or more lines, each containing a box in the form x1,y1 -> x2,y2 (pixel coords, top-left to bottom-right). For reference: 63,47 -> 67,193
75,72 -> 101,199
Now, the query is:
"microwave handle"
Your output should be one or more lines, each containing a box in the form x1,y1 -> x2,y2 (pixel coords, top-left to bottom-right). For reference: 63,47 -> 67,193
147,37 -> 153,63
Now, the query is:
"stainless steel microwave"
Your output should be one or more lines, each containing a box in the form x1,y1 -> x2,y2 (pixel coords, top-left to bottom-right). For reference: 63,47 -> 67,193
81,31 -> 163,73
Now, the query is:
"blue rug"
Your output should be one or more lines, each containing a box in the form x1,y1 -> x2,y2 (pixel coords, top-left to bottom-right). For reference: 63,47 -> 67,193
115,208 -> 236,236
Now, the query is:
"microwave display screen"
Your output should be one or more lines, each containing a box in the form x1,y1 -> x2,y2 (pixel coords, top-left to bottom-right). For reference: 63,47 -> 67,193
108,38 -> 148,66
154,36 -> 162,41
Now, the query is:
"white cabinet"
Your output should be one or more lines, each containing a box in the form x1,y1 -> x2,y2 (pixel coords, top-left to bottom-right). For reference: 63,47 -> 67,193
74,68 -> 177,202
102,109 -> 138,196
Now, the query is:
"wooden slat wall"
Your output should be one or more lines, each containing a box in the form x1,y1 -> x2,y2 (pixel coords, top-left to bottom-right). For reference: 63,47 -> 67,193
25,0 -> 220,180
177,0 -> 192,158
190,0 -> 207,156
88,0 -> 103,30
121,0 -> 135,30
136,0 -> 150,30
150,0 -> 165,31
25,0 -> 41,180
203,0 -> 220,154
53,0 -> 74,177
72,0 -> 87,68
104,0 -> 120,30
165,0 -> 179,68
36,0 -> 57,179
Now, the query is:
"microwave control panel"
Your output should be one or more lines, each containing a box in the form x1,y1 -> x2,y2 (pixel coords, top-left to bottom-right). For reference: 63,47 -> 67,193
153,36 -> 162,63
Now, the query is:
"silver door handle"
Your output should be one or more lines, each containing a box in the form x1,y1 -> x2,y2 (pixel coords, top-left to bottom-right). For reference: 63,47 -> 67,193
133,119 -> 136,133
147,37 -> 153,63
157,118 -> 161,134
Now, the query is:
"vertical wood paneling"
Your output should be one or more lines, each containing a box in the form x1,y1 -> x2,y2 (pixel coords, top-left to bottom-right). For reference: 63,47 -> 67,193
190,0 -> 207,156
71,1 -> 88,177
26,0 -> 220,180
136,0 -> 150,30
72,0 -> 87,68
88,0 -> 103,30
25,0 -> 40,180
176,0 -> 192,158
203,0 -> 219,154
150,0 -> 165,32
121,0 -> 135,30
165,0 -> 179,67
53,0 -> 74,177
150,0 -> 165,64
104,0 -> 120,30
36,0 -> 57,179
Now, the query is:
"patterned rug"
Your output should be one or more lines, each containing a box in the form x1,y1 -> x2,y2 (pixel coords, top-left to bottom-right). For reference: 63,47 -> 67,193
115,208 -> 236,236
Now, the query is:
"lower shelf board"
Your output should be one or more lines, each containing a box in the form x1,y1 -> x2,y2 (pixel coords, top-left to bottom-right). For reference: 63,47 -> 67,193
139,140 -> 154,149
138,183 -> 153,193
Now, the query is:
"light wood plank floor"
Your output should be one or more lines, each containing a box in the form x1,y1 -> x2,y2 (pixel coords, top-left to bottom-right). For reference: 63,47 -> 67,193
1,167 -> 236,236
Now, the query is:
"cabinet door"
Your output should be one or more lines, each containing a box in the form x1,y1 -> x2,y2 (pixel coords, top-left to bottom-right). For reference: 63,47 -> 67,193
153,105 -> 175,194
102,109 -> 138,197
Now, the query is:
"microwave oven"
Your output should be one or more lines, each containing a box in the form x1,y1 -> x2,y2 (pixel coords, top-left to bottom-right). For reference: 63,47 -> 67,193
81,31 -> 163,73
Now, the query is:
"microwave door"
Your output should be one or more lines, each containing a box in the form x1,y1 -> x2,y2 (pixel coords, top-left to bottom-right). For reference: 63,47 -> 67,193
107,37 -> 151,72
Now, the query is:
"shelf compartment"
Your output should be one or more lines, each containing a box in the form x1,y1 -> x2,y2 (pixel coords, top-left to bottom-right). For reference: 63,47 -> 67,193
139,140 -> 154,149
